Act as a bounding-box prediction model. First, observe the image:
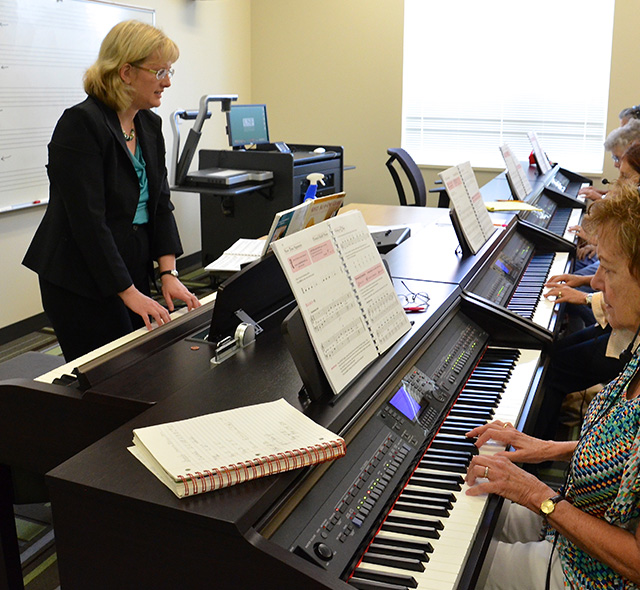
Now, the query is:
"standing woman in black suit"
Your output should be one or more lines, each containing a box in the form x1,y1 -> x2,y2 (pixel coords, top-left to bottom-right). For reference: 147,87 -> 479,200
23,20 -> 200,361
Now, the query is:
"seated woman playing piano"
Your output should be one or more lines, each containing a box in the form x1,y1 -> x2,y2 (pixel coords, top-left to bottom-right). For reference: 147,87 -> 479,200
465,187 -> 640,589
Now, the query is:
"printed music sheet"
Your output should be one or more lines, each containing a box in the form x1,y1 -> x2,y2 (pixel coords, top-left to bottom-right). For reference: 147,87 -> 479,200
528,131 -> 552,174
439,162 -> 496,254
271,210 -> 410,394
499,144 -> 533,200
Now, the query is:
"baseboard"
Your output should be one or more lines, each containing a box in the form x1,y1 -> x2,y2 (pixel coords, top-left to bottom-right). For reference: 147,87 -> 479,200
0,312 -> 51,347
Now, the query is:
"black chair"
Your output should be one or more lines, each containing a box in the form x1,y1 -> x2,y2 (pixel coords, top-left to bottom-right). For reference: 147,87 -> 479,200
385,148 -> 427,206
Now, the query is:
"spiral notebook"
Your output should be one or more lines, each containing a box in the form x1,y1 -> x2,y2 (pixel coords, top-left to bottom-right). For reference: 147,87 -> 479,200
270,210 -> 411,394
128,399 -> 346,498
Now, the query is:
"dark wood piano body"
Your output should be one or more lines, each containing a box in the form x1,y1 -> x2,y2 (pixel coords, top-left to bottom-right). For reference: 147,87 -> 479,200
2,164 -> 586,589
44,212 -> 567,589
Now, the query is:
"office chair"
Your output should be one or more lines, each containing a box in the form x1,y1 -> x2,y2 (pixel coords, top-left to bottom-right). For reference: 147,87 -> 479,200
385,148 -> 427,207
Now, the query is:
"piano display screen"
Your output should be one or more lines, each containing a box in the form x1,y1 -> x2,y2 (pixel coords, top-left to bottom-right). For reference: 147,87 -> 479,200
549,171 -> 571,193
495,258 -> 514,276
389,385 -> 422,421
521,193 -> 554,228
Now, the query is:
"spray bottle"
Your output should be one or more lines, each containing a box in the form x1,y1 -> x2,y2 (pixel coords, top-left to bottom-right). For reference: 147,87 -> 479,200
303,173 -> 325,201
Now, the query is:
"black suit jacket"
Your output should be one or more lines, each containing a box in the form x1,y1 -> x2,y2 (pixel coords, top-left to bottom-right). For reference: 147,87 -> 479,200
23,96 -> 183,299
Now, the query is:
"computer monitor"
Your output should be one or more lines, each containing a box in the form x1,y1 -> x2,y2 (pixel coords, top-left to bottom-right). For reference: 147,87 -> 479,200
226,104 -> 270,148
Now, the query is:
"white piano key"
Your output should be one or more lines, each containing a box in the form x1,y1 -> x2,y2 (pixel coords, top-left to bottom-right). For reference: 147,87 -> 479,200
36,292 -> 217,384
531,251 -> 569,330
562,208 -> 583,243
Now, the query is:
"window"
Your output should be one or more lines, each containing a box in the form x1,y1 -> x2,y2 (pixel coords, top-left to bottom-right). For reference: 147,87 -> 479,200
402,0 -> 615,173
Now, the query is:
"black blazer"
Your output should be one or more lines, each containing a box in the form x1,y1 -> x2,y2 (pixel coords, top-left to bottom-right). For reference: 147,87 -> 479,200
23,96 -> 183,299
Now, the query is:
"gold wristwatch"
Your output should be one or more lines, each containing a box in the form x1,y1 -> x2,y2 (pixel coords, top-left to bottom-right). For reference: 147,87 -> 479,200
540,493 -> 564,518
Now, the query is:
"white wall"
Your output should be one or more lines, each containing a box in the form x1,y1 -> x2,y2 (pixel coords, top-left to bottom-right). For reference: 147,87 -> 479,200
0,0 -> 251,330
251,0 -> 405,206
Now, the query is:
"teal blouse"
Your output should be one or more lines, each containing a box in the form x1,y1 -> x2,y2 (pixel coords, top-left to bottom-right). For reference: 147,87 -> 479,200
130,141 -> 149,225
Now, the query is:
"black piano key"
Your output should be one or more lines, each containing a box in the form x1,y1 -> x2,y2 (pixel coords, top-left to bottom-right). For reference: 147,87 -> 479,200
381,521 -> 440,539
409,474 -> 462,491
387,513 -> 444,531
368,541 -> 430,561
430,436 -> 478,454
424,447 -> 472,461
456,393 -> 500,404
423,448 -> 473,462
419,457 -> 468,473
400,488 -> 456,506
362,552 -> 425,572
442,414 -> 489,425
394,499 -> 450,517
350,568 -> 417,589
373,532 -> 434,553
438,423 -> 487,437
448,407 -> 493,420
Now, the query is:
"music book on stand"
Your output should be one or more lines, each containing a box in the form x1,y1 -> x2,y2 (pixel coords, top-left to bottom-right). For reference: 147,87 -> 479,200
438,161 -> 496,255
128,398 -> 346,498
271,209 -> 411,395
499,143 -> 533,201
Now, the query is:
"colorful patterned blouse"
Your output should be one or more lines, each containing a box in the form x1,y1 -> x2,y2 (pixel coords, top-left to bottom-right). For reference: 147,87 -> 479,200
553,349 -> 640,588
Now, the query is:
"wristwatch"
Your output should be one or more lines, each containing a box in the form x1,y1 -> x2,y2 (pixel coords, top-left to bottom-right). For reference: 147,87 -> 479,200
540,493 -> 564,518
159,269 -> 179,278
585,292 -> 593,308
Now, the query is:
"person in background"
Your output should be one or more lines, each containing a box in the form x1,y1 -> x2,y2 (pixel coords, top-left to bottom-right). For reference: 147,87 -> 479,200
538,177 -> 640,441
23,20 -> 200,361
579,118 -> 640,202
619,104 -> 640,126
466,186 -> 640,589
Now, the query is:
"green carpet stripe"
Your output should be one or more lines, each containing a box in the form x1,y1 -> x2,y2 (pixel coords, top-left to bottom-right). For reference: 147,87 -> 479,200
23,553 -> 57,586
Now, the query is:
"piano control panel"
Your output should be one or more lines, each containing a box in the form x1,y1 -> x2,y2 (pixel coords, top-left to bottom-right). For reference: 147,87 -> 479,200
519,193 -> 555,228
269,312 -> 489,579
467,231 -> 534,306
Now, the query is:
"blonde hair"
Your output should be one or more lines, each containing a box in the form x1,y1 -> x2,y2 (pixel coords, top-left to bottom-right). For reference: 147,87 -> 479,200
84,20 -> 179,112
584,181 -> 640,281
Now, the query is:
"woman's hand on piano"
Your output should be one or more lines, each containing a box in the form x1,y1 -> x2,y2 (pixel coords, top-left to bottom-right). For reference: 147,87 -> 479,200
118,285 -> 172,330
465,421 -> 555,464
464,453 -> 555,513
545,273 -> 593,289
577,243 -> 597,261
159,274 -> 201,312
543,284 -> 590,305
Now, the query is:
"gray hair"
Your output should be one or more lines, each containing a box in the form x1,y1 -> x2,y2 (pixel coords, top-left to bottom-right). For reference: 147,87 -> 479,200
604,118 -> 640,152
619,105 -> 640,122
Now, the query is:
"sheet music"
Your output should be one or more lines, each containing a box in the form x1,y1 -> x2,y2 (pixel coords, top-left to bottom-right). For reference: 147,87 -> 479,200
271,210 -> 410,394
499,144 -> 532,200
439,162 -> 496,254
527,131 -> 552,174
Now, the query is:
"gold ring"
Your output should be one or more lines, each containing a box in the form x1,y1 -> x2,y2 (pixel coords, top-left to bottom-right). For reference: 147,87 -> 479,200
483,466 -> 489,479
503,422 -> 511,429
558,291 -> 562,298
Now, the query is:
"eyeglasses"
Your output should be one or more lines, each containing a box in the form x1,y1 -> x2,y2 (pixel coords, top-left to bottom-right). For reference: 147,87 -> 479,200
612,154 -> 620,164
132,64 -> 174,80
398,280 -> 430,312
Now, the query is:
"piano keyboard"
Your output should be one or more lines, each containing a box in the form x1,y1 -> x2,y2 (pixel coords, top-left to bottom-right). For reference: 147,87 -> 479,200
36,293 -> 217,384
349,347 -> 541,590
503,250 -> 569,333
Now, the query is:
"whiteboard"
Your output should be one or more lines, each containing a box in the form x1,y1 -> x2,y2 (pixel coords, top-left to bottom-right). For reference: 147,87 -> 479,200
0,0 -> 154,213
